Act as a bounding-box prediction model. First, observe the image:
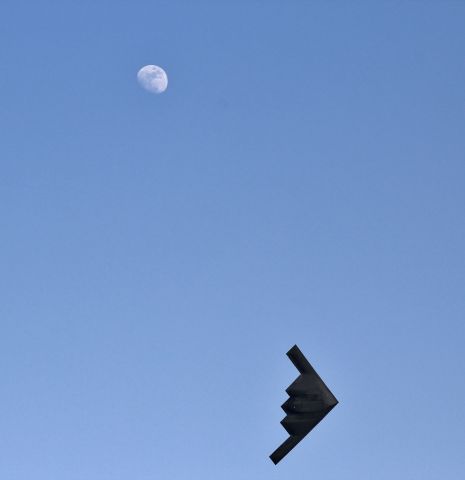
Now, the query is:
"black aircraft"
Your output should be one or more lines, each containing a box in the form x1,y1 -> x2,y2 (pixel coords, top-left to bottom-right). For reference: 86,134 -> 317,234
270,345 -> 338,465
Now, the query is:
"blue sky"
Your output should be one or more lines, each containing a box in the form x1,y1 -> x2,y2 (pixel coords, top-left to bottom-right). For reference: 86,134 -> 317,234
1,1 -> 465,479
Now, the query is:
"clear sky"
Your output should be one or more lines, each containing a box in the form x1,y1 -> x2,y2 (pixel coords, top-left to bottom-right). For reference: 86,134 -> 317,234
1,1 -> 465,479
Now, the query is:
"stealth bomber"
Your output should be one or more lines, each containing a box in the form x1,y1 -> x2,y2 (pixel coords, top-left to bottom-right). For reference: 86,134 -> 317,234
270,345 -> 338,465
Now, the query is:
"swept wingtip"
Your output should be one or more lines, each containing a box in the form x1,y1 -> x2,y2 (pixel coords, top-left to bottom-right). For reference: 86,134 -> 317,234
269,453 -> 279,465
287,344 -> 299,355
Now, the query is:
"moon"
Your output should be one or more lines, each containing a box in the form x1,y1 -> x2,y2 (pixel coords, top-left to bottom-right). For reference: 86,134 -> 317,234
137,65 -> 168,94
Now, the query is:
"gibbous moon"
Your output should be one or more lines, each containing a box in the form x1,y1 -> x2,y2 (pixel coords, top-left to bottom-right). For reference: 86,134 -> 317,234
137,65 -> 168,94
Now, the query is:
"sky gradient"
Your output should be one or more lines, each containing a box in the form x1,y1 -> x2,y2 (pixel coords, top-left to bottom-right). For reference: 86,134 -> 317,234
1,2 -> 465,479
